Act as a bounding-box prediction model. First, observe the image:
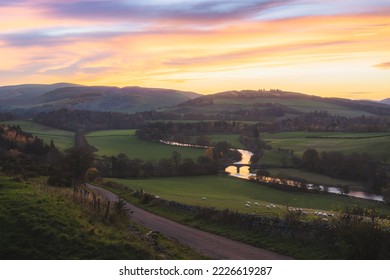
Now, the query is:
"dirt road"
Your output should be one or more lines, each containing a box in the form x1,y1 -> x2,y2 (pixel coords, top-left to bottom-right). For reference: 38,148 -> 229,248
86,184 -> 293,260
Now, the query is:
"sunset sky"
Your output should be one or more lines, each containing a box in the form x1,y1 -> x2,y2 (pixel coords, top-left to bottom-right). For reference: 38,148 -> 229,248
1,0 -> 389,99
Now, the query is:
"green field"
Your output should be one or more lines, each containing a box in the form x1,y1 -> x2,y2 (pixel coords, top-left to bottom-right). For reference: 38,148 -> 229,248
0,120 -> 74,150
86,130 -> 204,161
109,175 -> 390,216
262,131 -> 390,162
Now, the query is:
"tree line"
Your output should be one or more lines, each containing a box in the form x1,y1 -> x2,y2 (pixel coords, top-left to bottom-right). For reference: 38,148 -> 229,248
299,148 -> 388,194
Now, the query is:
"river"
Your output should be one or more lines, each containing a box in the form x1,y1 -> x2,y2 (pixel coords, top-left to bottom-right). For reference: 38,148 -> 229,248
160,140 -> 384,202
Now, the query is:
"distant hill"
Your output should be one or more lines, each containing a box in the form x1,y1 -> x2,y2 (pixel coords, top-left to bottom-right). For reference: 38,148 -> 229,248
380,98 -> 390,105
0,83 -> 81,100
166,89 -> 390,119
0,84 -> 200,113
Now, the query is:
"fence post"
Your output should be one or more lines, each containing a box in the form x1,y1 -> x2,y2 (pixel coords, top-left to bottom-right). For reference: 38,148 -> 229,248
105,201 -> 111,219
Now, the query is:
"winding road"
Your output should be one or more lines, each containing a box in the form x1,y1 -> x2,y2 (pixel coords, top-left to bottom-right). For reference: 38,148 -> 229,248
86,184 -> 293,260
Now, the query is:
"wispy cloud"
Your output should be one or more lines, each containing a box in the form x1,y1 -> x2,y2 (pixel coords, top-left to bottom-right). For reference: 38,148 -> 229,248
374,62 -> 390,69
0,0 -> 389,99
40,0 -> 293,22
165,40 -> 354,66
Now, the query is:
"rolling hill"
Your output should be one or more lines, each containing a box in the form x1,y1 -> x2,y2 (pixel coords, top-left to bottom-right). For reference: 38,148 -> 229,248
0,83 -> 200,113
165,89 -> 390,119
381,98 -> 390,105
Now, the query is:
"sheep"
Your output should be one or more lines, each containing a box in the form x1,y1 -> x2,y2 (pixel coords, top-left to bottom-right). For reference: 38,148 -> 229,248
254,202 -> 259,206
155,195 -> 160,199
245,203 -> 251,208
202,197 -> 207,200
246,201 -> 251,204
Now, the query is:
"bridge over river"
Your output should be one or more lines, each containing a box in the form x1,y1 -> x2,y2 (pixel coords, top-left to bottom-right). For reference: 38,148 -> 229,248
224,163 -> 278,174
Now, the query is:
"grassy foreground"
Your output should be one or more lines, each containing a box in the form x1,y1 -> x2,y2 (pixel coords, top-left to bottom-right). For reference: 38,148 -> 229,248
86,129 -> 204,161
0,176 -> 202,259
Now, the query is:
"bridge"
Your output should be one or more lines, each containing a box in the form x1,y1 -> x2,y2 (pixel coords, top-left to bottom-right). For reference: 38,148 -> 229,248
224,163 -> 280,173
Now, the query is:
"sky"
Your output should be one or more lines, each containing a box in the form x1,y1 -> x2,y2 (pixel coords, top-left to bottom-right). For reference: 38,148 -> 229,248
0,0 -> 389,99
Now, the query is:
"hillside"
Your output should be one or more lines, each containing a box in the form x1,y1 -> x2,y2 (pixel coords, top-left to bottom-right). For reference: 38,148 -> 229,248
0,84 -> 200,113
381,98 -> 390,106
166,89 -> 390,119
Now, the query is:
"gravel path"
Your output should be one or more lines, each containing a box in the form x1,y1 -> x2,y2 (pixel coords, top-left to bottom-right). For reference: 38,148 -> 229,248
86,184 -> 293,260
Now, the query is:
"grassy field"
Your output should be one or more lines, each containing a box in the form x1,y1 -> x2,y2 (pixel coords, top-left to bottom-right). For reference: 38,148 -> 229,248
0,120 -> 74,150
108,175 -> 390,216
0,176 -> 202,259
86,130 -> 204,161
262,131 -> 390,162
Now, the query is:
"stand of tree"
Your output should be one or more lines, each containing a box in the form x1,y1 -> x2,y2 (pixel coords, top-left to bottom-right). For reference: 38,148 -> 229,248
0,112 -> 14,121
0,124 -> 60,177
95,152 -> 220,178
299,149 -> 389,194
275,111 -> 390,132
136,121 -> 244,143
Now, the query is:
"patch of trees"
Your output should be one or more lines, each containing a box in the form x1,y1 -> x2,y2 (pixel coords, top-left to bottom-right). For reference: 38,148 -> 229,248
300,149 -> 388,193
0,124 -> 58,157
47,147 -> 96,187
33,109 -> 183,131
0,112 -> 14,121
0,124 -> 60,177
95,151 -> 220,178
136,121 -> 244,143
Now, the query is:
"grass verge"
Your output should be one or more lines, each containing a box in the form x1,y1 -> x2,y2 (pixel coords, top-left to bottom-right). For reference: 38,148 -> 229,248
0,176 -> 204,259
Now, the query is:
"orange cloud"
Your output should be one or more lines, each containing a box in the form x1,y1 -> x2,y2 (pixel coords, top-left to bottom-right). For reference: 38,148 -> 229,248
374,62 -> 390,69
0,2 -> 389,100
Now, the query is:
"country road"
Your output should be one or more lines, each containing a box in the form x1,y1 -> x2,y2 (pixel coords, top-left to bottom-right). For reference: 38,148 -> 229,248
86,184 -> 293,260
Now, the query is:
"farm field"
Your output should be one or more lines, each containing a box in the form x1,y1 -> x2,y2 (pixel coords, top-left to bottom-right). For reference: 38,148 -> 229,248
0,120 -> 74,150
108,175 -> 390,216
85,130 -> 204,161
262,131 -> 390,161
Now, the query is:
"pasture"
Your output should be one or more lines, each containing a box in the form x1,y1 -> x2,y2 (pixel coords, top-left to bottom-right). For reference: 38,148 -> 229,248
108,175 -> 390,216
0,120 -> 74,150
85,130 -> 204,161
262,131 -> 390,161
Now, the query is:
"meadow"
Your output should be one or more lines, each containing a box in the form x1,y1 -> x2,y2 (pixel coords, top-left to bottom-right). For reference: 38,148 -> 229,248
108,175 -> 390,216
262,131 -> 390,161
85,130 -> 204,161
0,120 -> 74,150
